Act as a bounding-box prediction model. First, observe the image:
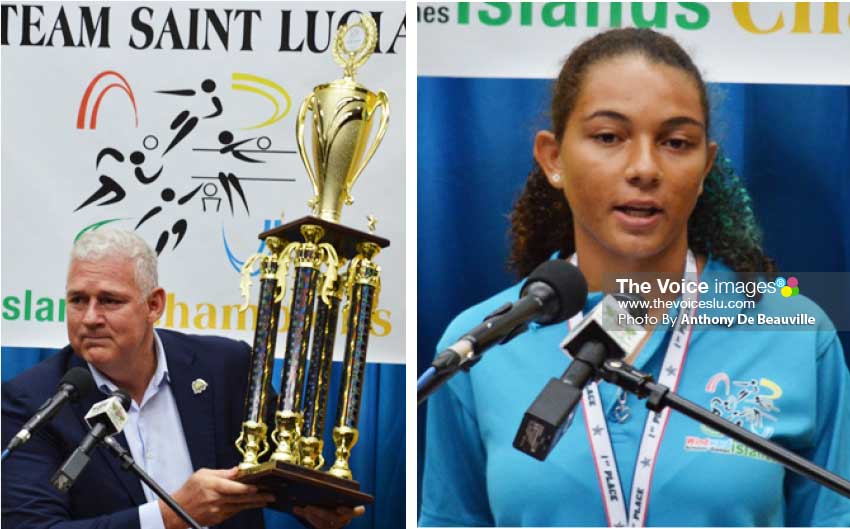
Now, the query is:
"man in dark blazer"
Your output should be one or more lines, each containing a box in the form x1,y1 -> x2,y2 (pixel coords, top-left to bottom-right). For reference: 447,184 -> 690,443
2,330 -> 271,529
2,229 -> 361,529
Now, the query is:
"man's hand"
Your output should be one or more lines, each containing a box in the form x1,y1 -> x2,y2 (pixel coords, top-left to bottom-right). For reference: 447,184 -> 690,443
158,467 -> 275,529
292,505 -> 366,529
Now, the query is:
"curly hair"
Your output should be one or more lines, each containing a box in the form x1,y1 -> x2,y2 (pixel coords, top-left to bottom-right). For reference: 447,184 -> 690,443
509,28 -> 776,280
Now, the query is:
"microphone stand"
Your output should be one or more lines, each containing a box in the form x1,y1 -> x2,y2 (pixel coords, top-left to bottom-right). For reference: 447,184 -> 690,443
598,359 -> 850,499
417,366 -> 453,406
102,437 -> 203,529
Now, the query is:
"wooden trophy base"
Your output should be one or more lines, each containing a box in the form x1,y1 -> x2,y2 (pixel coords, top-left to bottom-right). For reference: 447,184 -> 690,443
237,461 -> 374,513
258,215 -> 390,260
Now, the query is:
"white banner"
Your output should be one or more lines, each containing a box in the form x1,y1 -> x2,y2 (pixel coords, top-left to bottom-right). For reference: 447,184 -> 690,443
418,2 -> 850,84
1,2 -> 407,364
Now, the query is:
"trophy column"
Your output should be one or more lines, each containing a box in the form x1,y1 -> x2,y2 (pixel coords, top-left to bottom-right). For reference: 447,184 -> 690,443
235,237 -> 286,470
271,225 -> 338,464
299,267 -> 344,470
329,242 -> 382,479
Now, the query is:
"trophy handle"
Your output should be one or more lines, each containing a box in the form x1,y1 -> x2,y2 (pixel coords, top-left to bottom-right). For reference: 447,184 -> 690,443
345,90 -> 390,205
319,243 -> 340,306
296,93 -> 321,204
274,242 -> 301,303
239,253 -> 264,311
257,436 -> 270,460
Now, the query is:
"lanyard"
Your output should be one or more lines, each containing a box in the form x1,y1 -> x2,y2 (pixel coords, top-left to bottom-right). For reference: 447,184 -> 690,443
568,251 -> 699,527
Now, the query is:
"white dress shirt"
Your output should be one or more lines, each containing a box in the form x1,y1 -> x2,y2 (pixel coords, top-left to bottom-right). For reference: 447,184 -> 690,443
88,331 -> 196,529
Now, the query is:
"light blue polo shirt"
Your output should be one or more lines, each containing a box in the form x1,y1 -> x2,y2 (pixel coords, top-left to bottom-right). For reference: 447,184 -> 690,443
420,257 -> 850,526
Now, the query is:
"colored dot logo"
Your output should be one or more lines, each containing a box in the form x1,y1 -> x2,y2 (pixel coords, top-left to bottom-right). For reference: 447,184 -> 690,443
776,277 -> 799,297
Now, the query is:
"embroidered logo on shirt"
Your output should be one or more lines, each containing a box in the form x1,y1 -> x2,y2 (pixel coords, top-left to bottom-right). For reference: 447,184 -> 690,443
683,372 -> 783,461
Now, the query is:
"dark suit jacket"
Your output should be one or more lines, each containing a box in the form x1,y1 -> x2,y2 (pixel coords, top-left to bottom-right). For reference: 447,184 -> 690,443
1,329 -> 266,529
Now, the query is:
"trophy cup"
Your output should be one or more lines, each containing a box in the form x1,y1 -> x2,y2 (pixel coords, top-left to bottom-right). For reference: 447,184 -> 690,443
233,13 -> 389,511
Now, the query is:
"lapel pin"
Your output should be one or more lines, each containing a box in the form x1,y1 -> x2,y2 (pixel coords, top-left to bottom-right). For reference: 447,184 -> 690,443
191,378 -> 208,395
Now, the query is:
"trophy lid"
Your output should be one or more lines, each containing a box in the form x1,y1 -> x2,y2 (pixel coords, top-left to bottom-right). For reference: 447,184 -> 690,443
295,11 -> 390,225
332,13 -> 378,82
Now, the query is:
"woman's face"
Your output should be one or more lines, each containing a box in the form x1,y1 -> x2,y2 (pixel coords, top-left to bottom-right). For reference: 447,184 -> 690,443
535,54 -> 717,261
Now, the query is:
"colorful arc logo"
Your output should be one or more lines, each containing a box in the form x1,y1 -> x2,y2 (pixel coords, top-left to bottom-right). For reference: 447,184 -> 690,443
775,276 -> 799,297
77,71 -> 139,129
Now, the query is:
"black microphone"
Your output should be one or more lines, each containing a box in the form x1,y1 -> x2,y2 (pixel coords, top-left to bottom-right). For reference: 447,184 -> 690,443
436,260 -> 588,372
4,367 -> 97,457
418,260 -> 588,405
51,390 -> 132,492
513,293 -> 647,460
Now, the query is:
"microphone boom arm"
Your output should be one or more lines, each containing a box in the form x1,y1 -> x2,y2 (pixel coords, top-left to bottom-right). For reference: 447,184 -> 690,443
599,359 -> 850,500
102,437 -> 203,529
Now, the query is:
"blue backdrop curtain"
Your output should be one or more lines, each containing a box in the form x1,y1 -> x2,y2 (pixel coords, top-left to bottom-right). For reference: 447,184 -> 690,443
1,349 -> 404,529
416,77 -> 850,511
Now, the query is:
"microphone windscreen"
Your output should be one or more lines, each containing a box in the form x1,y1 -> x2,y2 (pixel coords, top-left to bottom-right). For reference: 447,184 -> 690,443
523,260 -> 588,324
58,367 -> 97,402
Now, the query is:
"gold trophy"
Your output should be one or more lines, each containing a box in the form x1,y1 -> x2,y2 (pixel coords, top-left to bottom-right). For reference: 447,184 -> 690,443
234,13 -> 388,512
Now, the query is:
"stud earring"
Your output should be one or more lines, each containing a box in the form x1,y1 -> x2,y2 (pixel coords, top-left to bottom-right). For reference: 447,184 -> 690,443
551,173 -> 561,182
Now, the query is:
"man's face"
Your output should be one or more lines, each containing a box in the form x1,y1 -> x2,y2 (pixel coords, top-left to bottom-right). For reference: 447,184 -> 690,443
66,257 -> 163,373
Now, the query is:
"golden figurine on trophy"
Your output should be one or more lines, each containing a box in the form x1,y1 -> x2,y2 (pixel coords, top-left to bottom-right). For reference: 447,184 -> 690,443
232,13 -> 389,511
